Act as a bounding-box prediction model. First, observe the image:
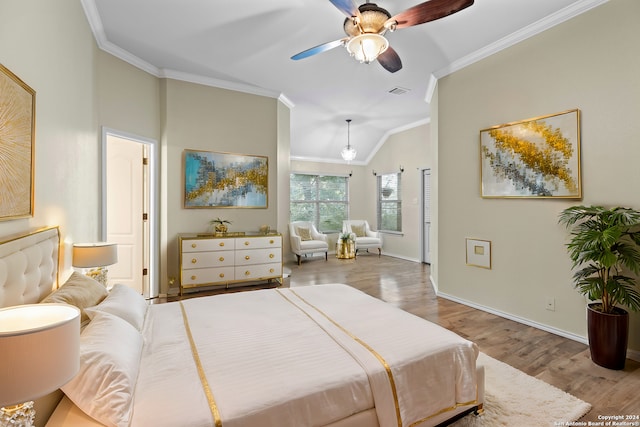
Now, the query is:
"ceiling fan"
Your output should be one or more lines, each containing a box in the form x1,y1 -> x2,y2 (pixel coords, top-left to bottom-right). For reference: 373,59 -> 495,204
291,0 -> 474,73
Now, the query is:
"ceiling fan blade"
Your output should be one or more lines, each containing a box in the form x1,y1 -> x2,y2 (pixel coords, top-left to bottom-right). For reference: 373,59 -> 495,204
291,39 -> 346,60
377,47 -> 402,73
387,0 -> 473,29
328,0 -> 359,18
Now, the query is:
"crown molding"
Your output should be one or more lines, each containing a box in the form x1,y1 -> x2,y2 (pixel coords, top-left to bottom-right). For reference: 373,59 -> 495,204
426,0 -> 609,102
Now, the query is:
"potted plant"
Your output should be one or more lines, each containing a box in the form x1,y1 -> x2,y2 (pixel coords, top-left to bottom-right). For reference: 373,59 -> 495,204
558,205 -> 640,369
210,217 -> 232,234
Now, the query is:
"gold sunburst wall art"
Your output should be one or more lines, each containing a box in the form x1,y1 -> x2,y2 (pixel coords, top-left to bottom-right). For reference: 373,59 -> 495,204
480,109 -> 581,199
0,64 -> 35,219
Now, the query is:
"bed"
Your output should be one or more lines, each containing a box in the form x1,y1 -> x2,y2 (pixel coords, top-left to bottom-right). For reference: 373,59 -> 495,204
0,227 -> 484,427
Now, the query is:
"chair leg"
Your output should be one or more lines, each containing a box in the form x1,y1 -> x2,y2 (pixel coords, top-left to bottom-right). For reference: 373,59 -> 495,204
325,252 -> 328,261
297,255 -> 301,265
378,248 -> 381,257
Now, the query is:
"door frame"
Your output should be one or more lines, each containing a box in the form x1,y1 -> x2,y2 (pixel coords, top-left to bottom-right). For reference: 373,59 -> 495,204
101,127 -> 160,298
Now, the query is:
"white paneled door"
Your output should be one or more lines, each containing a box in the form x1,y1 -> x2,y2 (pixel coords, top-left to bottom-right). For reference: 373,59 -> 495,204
105,135 -> 148,295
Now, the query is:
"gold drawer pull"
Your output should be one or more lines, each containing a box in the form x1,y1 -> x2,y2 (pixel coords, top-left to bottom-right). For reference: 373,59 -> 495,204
269,239 -> 274,244
219,256 -> 225,262
245,270 -> 251,276
191,275 -> 196,280
219,242 -> 225,247
191,258 -> 197,264
245,255 -> 250,260
219,273 -> 225,278
191,243 -> 197,248
269,253 -> 274,258
244,241 -> 250,246
269,268 -> 274,273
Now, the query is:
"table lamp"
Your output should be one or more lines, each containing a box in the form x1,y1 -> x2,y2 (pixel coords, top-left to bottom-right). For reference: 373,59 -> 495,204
72,243 -> 118,286
0,304 -> 80,427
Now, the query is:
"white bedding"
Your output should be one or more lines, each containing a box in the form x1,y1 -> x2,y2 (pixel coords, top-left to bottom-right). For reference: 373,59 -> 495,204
48,284 -> 481,427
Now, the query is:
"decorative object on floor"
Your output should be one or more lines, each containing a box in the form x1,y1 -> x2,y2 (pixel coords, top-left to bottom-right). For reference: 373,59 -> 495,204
289,221 -> 328,265
0,304 -> 80,427
210,217 -> 232,234
558,205 -> 640,369
451,353 -> 591,426
342,220 -> 382,256
72,243 -> 118,287
340,119 -> 357,163
465,238 -> 491,269
480,109 -> 581,198
291,0 -> 474,73
336,233 -> 355,259
0,64 -> 35,221
184,149 -> 268,208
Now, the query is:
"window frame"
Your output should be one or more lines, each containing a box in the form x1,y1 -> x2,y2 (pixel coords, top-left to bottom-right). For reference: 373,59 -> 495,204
289,173 -> 350,233
377,172 -> 402,233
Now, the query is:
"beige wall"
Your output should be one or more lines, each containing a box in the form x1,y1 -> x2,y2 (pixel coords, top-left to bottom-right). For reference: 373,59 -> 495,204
162,79 -> 281,286
368,124 -> 431,261
0,0 -> 100,276
435,0 -> 640,351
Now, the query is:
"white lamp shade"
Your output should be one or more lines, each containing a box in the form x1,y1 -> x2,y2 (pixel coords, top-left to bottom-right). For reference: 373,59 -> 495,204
72,243 -> 118,268
341,145 -> 357,162
0,304 -> 80,407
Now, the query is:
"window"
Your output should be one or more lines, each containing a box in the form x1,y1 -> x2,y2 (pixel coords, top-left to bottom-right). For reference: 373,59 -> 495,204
377,173 -> 402,232
290,174 -> 349,233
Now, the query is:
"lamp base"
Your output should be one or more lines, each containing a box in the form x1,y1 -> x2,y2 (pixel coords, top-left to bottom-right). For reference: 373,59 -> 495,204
1,402 -> 35,427
85,267 -> 109,286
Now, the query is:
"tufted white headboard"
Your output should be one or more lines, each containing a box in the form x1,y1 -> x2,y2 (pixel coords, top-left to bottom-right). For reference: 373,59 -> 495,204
0,226 -> 60,308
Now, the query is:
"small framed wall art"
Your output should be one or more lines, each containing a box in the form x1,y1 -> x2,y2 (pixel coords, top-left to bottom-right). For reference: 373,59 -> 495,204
466,238 -> 491,269
0,64 -> 36,220
183,149 -> 268,208
480,109 -> 581,199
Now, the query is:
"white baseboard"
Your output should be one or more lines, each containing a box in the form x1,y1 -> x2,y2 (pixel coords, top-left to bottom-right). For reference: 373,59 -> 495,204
436,291 -> 640,363
379,252 -> 420,263
437,291 -> 588,344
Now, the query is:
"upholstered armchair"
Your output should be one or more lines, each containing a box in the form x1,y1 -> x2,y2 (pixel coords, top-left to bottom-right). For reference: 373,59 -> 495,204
289,221 -> 329,265
342,220 -> 382,257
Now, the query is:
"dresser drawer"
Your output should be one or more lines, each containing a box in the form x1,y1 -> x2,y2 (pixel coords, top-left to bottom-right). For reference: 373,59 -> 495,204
182,251 -> 234,269
235,236 -> 282,250
235,248 -> 282,266
182,266 -> 235,286
182,238 -> 235,252
234,263 -> 282,280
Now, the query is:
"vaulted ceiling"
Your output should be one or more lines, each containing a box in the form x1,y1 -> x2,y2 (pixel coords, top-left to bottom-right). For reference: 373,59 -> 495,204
83,0 -> 606,164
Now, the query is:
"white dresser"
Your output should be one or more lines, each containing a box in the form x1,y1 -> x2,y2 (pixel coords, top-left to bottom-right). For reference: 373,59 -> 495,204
178,233 -> 283,295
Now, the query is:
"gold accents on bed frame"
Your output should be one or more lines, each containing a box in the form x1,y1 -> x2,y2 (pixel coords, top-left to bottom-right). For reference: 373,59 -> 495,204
178,301 -> 222,427
278,289 -> 404,427
281,289 -> 483,427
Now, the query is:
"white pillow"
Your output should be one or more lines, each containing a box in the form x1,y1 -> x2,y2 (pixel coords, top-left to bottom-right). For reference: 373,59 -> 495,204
86,284 -> 148,330
61,311 -> 142,427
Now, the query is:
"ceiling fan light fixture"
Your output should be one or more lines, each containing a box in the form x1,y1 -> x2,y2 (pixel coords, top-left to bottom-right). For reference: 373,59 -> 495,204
341,119 -> 357,163
346,33 -> 389,64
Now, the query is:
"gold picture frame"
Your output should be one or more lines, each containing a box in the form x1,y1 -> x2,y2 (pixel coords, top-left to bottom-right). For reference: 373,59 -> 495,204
466,238 -> 491,269
480,109 -> 581,199
183,149 -> 268,208
0,64 -> 35,220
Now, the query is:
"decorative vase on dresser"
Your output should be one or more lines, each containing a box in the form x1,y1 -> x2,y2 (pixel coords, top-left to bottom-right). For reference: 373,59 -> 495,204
178,232 -> 282,295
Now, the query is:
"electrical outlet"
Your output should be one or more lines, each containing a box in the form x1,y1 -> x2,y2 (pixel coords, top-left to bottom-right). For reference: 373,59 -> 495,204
545,297 -> 555,311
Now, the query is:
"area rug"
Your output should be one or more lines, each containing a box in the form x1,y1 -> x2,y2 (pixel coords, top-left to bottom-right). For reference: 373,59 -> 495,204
450,352 -> 592,426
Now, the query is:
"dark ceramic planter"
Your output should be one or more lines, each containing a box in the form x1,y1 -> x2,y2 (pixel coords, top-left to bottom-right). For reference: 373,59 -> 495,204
587,303 -> 629,370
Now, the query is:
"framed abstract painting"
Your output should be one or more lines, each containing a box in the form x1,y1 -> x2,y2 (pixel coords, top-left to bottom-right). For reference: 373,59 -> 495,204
183,149 -> 268,208
480,109 -> 581,199
0,64 -> 35,220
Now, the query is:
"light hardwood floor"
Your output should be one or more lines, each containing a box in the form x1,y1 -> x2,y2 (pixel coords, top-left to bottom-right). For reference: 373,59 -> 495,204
171,253 -> 640,422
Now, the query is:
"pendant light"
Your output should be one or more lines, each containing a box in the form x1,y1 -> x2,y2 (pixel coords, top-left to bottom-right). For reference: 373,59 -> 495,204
341,119 -> 357,163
